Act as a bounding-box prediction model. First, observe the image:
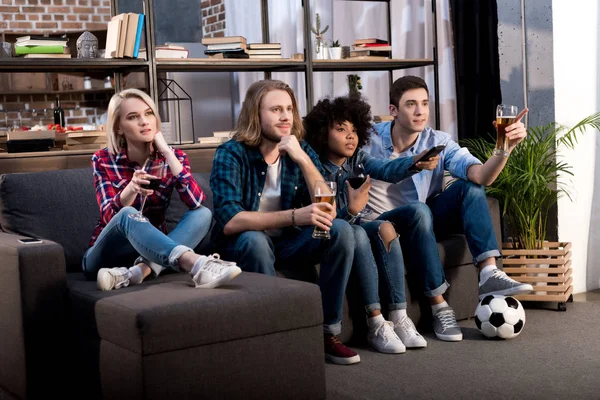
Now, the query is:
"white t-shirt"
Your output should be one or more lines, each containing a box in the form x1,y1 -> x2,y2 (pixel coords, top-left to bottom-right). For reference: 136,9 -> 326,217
363,151 -> 418,220
258,157 -> 283,237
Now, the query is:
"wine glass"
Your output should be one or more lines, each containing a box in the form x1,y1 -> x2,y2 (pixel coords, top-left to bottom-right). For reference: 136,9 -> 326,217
495,104 -> 518,156
128,157 -> 165,223
347,163 -> 373,220
312,180 -> 337,240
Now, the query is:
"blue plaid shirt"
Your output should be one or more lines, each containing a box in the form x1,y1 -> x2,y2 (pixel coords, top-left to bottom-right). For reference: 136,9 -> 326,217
210,139 -> 324,236
322,149 -> 416,222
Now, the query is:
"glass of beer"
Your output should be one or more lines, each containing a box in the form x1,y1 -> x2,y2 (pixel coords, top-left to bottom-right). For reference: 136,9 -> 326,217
312,180 -> 336,240
495,104 -> 518,156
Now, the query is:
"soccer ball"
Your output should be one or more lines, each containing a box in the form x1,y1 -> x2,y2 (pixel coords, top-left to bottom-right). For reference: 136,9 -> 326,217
474,295 -> 526,339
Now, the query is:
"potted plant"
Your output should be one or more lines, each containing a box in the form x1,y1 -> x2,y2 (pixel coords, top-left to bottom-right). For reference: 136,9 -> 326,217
329,39 -> 342,59
462,112 -> 600,309
311,13 -> 329,60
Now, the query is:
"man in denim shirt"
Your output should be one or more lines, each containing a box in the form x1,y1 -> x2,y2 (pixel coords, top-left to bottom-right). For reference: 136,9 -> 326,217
362,76 -> 533,341
210,80 -> 358,365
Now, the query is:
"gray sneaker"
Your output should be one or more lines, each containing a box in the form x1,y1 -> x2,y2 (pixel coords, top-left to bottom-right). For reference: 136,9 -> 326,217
432,307 -> 463,341
478,268 -> 533,300
97,267 -> 131,291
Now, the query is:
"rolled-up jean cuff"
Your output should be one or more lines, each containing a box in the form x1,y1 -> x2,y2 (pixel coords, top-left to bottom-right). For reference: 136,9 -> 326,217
388,303 -> 407,311
473,250 -> 501,266
425,280 -> 450,298
365,303 -> 381,314
323,321 -> 342,336
168,245 -> 193,270
133,256 -> 166,277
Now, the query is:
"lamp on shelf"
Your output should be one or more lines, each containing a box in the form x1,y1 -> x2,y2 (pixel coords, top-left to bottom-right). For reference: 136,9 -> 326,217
157,78 -> 195,145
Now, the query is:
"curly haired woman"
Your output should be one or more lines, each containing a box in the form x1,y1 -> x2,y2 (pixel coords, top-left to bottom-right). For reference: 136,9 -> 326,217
305,95 -> 433,352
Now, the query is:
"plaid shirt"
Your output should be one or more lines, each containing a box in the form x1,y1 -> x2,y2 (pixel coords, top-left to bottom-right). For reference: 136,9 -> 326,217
89,147 -> 204,247
210,139 -> 323,237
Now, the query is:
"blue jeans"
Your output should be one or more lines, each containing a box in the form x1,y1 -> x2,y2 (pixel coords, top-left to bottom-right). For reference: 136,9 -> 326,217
352,222 -> 407,314
378,202 -> 449,298
82,206 -> 212,280
220,219 -> 355,336
427,180 -> 500,265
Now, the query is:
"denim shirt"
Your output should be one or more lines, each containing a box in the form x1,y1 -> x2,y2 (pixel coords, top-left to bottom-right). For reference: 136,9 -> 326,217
322,148 -> 416,222
210,139 -> 322,236
362,122 -> 482,202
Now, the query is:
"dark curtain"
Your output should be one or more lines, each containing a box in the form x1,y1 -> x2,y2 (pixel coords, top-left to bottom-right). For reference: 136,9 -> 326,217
450,0 -> 502,141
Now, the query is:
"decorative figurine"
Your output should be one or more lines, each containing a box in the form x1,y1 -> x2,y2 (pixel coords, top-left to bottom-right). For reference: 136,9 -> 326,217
76,31 -> 98,58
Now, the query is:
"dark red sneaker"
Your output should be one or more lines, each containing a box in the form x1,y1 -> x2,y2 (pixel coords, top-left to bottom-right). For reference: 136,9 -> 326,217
324,334 -> 361,365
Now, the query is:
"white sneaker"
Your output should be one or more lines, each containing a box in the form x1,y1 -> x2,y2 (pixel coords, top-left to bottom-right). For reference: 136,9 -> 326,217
394,316 -> 427,348
97,267 -> 131,291
191,254 -> 242,289
367,320 -> 406,354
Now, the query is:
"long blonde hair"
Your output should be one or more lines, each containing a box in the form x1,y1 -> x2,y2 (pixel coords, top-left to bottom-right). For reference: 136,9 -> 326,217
106,88 -> 162,155
232,80 -> 305,147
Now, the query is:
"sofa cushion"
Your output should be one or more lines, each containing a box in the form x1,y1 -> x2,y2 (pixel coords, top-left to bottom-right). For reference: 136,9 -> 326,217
0,168 -> 97,273
67,271 -> 323,355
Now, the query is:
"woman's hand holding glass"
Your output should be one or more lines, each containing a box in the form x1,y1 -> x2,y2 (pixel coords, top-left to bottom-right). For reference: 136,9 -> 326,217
346,164 -> 373,221
128,157 -> 165,223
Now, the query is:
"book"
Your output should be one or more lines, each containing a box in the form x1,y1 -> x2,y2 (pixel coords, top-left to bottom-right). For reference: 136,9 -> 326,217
201,36 -> 246,45
197,136 -> 228,144
207,52 -> 249,59
105,16 -> 123,58
15,39 -> 68,47
248,54 -> 283,59
14,45 -> 68,55
354,44 -> 392,51
123,13 -> 141,58
348,55 -> 390,60
138,47 -> 189,59
206,42 -> 246,51
23,53 -> 71,58
212,130 -> 234,138
133,14 -> 145,58
247,49 -> 281,55
117,13 -> 130,58
349,49 -> 391,58
16,35 -> 65,42
354,38 -> 388,45
247,43 -> 281,50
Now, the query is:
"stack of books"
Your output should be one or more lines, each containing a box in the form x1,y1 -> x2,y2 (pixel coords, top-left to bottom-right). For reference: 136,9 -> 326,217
247,43 -> 282,59
15,36 -> 70,58
350,38 -> 392,60
202,36 -> 248,59
105,12 -> 145,58
138,44 -> 189,59
197,130 -> 234,144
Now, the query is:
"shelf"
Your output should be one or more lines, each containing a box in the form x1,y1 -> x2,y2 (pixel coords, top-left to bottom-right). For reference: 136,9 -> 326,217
312,58 -> 434,72
0,59 -> 149,73
156,58 -> 306,73
2,88 -> 115,96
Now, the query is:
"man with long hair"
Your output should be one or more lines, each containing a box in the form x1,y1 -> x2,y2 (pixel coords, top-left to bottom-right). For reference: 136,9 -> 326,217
210,80 -> 359,365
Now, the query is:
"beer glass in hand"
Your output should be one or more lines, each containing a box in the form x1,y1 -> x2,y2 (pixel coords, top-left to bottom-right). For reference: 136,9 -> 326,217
495,104 -> 518,156
312,180 -> 336,240
129,157 -> 165,222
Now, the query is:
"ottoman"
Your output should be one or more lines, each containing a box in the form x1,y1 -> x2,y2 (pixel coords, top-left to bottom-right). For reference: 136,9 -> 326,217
67,271 -> 326,400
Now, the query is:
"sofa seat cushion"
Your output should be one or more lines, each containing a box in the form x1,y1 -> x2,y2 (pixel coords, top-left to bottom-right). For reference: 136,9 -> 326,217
67,271 -> 323,355
437,234 -> 472,268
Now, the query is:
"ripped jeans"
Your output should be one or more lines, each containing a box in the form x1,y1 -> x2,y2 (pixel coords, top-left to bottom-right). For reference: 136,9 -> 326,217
352,220 -> 407,314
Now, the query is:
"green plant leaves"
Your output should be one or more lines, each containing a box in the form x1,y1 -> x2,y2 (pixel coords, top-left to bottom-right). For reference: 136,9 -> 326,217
462,112 -> 600,249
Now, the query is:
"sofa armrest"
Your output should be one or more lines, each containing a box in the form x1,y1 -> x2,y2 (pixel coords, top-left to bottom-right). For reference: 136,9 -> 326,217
486,196 -> 502,248
0,232 -> 68,399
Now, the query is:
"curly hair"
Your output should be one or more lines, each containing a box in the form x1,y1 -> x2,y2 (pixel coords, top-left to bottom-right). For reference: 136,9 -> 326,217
303,95 -> 372,159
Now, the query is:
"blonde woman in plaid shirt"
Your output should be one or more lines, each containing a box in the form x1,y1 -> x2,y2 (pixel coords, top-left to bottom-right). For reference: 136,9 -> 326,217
83,89 -> 240,291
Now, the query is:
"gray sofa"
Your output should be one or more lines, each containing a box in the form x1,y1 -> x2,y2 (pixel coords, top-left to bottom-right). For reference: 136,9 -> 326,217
0,168 -> 326,400
0,167 -> 501,399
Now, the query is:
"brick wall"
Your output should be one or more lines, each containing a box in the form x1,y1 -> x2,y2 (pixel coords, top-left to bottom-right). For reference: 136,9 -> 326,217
0,0 -> 111,33
201,0 -> 225,38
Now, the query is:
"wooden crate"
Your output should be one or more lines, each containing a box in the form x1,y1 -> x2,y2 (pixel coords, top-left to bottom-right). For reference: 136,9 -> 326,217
502,241 -> 573,310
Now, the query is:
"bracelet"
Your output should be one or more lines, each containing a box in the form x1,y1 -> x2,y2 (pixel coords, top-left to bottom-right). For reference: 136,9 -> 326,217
291,208 -> 298,228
